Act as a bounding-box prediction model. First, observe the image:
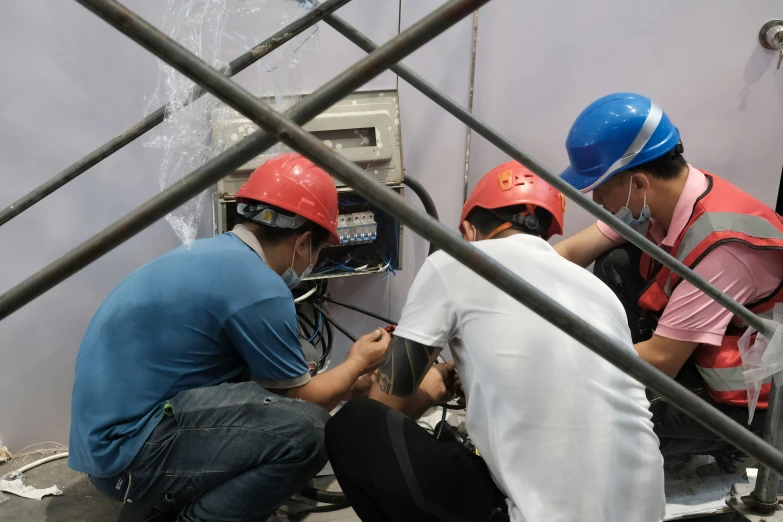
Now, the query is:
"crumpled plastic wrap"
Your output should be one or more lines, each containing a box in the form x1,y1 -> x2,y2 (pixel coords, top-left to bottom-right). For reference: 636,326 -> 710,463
738,303 -> 783,423
144,0 -> 320,247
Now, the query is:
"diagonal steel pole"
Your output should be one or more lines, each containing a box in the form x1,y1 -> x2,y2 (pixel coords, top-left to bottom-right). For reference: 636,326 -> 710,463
324,14 -> 774,339
69,0 -> 783,474
0,0 -> 488,321
0,0 -> 353,228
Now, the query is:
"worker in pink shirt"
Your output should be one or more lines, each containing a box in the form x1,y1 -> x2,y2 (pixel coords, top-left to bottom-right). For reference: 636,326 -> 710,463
555,92 -> 783,459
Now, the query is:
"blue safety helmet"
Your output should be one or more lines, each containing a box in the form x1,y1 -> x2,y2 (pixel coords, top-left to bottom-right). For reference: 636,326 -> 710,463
560,93 -> 681,193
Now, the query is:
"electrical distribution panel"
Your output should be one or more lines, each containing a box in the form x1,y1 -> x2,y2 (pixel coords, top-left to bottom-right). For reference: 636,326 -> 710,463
211,90 -> 404,280
212,90 -> 402,197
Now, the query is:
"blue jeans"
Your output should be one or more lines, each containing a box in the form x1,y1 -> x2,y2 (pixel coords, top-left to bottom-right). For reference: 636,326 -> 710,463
89,381 -> 329,522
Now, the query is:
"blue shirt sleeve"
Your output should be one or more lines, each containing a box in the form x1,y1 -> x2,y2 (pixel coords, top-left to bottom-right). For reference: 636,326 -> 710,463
223,296 -> 311,388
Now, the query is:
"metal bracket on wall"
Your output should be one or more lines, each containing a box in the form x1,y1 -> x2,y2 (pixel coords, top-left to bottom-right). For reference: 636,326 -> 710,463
759,20 -> 783,69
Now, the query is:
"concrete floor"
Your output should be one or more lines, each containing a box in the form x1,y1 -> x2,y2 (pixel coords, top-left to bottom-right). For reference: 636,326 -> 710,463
0,458 -> 359,522
0,449 -> 743,522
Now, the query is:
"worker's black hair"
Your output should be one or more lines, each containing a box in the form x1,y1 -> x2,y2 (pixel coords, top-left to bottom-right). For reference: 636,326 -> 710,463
236,202 -> 330,248
629,142 -> 687,180
466,204 -> 553,239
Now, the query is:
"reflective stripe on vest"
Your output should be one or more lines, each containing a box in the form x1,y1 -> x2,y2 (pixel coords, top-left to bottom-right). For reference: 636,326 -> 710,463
695,365 -> 772,393
661,212 -> 783,297
637,173 -> 783,408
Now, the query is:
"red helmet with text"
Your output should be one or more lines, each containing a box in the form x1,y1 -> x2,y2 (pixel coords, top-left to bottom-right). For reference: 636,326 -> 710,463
459,161 -> 565,240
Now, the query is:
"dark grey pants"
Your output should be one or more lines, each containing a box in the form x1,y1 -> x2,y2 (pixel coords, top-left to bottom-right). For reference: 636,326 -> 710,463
326,398 -> 509,522
594,244 -> 765,457
89,381 -> 330,522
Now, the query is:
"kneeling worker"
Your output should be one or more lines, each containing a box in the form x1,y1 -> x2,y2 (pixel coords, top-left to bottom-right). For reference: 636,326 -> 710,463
555,92 -> 783,457
68,153 -> 390,522
326,162 -> 665,522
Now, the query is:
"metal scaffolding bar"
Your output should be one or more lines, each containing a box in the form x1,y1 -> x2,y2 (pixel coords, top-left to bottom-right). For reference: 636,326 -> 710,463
323,14 -> 773,339
0,0 -> 353,228
0,0 -> 486,320
753,381 -> 783,504
66,0 -> 783,475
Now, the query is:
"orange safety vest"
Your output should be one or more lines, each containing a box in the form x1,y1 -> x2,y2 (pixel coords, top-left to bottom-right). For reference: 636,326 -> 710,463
638,172 -> 783,408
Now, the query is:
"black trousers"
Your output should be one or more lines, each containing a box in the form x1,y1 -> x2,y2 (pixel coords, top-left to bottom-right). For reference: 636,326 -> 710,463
326,399 -> 509,522
594,244 -> 765,457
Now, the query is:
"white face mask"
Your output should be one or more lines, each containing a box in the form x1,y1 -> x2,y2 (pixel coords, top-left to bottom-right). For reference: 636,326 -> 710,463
614,177 -> 651,235
281,235 -> 314,290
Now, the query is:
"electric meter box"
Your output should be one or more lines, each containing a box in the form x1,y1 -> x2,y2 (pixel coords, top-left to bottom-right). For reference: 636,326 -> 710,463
211,89 -> 404,280
212,90 -> 403,198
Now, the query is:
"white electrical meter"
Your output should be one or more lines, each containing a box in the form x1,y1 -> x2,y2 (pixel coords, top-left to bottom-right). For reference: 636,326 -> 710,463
211,90 -> 403,199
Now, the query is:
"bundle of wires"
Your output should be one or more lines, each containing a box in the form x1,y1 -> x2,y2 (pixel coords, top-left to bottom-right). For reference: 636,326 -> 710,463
312,198 -> 400,276
295,283 -> 334,371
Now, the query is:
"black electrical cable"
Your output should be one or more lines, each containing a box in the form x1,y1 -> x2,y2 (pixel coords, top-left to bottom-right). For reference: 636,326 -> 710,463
299,315 -> 326,355
296,312 -> 316,342
318,295 -> 395,325
319,318 -> 334,367
436,404 -> 448,439
402,176 -> 439,255
315,284 -> 335,367
312,303 -> 358,343
298,318 -> 313,341
302,503 -> 351,513
300,486 -> 347,504
297,308 -> 328,369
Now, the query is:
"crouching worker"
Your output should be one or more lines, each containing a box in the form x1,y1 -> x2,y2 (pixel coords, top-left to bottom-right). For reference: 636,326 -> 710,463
68,153 -> 390,522
555,93 -> 783,457
325,163 -> 665,522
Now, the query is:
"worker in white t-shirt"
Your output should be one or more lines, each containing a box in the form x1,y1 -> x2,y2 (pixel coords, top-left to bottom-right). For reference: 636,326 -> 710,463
325,162 -> 666,522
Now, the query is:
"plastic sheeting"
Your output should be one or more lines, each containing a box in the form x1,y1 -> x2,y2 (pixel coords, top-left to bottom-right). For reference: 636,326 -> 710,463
144,0 -> 320,247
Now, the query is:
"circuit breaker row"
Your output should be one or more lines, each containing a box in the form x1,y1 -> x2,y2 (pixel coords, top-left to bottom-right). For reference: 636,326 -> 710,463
337,212 -> 377,245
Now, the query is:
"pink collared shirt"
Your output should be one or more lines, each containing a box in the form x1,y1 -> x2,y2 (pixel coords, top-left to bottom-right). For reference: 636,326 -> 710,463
597,166 -> 783,346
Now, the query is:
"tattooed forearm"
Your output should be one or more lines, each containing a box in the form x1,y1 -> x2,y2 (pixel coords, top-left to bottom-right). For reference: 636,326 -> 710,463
376,335 -> 440,397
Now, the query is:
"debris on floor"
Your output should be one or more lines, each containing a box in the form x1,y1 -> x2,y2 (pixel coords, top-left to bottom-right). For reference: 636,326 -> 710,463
0,447 -> 12,463
0,475 -> 62,500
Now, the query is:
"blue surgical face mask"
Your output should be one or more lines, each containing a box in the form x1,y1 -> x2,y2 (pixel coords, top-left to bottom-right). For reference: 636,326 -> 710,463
282,235 -> 314,290
614,177 -> 651,235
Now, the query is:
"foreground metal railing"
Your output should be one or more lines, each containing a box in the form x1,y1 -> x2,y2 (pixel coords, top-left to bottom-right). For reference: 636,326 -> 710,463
2,0 -> 782,505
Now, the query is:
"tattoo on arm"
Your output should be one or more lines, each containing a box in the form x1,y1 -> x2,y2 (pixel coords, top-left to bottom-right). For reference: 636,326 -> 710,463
376,335 -> 440,397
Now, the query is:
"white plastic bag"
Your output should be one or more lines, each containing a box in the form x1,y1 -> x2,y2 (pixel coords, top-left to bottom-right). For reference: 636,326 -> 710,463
738,303 -> 783,423
144,0 -> 320,248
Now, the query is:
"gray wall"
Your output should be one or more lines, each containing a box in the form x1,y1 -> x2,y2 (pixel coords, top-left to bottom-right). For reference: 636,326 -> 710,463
468,0 -> 783,239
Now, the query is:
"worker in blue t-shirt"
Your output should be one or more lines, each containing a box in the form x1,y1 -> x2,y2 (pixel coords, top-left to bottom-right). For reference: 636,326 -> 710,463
68,153 -> 391,522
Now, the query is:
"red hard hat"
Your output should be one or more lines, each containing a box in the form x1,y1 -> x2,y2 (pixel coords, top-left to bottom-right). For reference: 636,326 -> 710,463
236,153 -> 339,245
459,161 -> 565,240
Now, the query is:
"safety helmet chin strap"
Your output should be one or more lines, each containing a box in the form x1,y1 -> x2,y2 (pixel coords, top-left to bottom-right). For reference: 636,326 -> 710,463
484,204 -> 545,240
484,222 -> 515,240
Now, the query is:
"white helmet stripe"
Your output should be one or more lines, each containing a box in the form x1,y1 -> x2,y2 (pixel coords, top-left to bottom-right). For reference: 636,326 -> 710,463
580,103 -> 664,193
